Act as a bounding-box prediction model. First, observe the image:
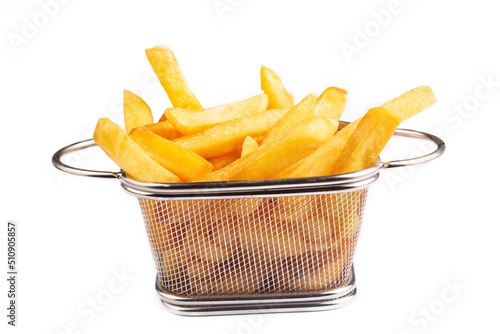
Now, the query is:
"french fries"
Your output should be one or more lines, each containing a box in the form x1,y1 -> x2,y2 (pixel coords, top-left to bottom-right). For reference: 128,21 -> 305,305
261,94 -> 317,145
123,90 -> 154,134
331,107 -> 401,174
165,94 -> 268,135
381,86 -> 436,121
261,65 -> 294,109
241,136 -> 259,158
90,46 -> 440,295
140,120 -> 182,140
233,117 -> 338,180
93,118 -> 181,183
173,108 -> 289,159
129,128 -> 213,181
146,46 -> 202,110
313,87 -> 347,121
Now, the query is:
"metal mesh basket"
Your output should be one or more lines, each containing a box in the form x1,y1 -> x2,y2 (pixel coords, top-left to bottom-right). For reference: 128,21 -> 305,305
53,126 -> 445,316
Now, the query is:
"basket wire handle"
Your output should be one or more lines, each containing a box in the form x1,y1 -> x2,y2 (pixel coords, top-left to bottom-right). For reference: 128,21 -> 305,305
52,128 -> 445,179
52,139 -> 121,179
381,128 -> 445,169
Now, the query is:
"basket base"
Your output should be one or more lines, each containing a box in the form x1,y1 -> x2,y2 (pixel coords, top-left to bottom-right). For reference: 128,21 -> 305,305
155,266 -> 357,316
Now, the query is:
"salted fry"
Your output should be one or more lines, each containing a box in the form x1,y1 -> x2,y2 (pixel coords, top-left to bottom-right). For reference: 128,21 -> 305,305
123,90 -> 154,134
129,128 -> 213,181
165,94 -> 268,135
332,107 -> 401,174
381,86 -> 436,121
261,65 -> 294,109
233,117 -> 337,181
261,94 -> 317,145
313,87 -> 347,121
146,46 -> 202,110
173,108 -> 289,159
241,136 -> 259,158
140,120 -> 182,140
93,118 -> 181,183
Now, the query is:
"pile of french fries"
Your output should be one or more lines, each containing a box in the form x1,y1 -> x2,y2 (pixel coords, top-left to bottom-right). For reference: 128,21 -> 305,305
93,46 -> 437,294
94,46 -> 437,183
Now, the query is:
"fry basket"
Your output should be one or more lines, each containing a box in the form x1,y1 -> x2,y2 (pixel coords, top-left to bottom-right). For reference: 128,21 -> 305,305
52,125 -> 445,316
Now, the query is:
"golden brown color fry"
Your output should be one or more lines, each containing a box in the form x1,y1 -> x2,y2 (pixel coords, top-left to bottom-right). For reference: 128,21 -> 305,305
332,107 -> 401,174
260,65 -> 294,109
165,94 -> 269,135
241,136 -> 259,158
173,108 -> 289,159
123,90 -> 154,134
261,94 -> 317,145
233,117 -> 338,181
283,119 -> 361,178
129,128 -> 213,181
93,118 -> 181,183
381,86 -> 436,121
207,150 -> 241,171
313,87 -> 347,121
140,120 -> 182,140
146,46 -> 202,110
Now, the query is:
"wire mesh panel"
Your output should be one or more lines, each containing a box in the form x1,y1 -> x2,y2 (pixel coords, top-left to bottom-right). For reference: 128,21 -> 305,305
138,189 -> 368,298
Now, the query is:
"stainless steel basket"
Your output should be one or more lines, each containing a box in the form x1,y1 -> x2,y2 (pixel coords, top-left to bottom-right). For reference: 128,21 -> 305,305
52,126 -> 445,316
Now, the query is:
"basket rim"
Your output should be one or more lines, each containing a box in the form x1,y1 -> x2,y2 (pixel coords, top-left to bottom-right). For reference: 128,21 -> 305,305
119,162 -> 382,199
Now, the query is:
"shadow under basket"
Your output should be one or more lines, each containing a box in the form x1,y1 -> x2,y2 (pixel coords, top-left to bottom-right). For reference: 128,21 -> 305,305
52,126 -> 445,316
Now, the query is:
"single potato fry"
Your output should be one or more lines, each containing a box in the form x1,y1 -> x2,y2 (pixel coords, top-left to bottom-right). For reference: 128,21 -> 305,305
282,119 -> 361,179
140,120 -> 182,140
261,94 -> 317,145
313,87 -> 347,121
241,136 -> 259,158
146,46 -> 202,110
261,65 -> 294,109
332,107 -> 401,174
123,90 -> 154,134
173,108 -> 289,159
93,118 -> 181,183
165,94 -> 269,135
208,150 -> 241,171
129,128 -> 213,181
381,86 -> 436,121
233,117 -> 338,181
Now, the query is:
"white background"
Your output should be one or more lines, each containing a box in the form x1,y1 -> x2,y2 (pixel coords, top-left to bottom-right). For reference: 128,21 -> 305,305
1,0 -> 499,333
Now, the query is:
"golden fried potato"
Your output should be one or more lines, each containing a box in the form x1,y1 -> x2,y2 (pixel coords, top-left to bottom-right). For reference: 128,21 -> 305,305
332,107 -> 401,174
93,118 -> 181,183
207,150 -> 241,171
233,117 -> 338,181
381,86 -> 436,121
173,108 -> 289,159
313,87 -> 347,121
165,94 -> 268,135
282,119 -> 361,178
129,128 -> 213,181
123,90 -> 154,134
146,46 -> 202,110
140,120 -> 182,140
261,94 -> 317,145
241,136 -> 259,158
260,65 -> 294,109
